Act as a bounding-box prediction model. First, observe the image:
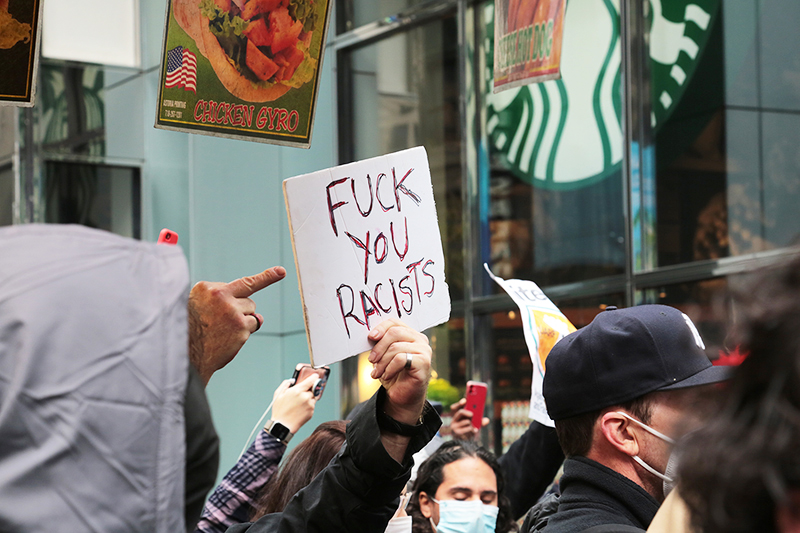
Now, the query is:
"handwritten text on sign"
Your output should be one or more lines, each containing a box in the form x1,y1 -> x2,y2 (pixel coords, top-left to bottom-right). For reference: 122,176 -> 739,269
285,147 -> 451,366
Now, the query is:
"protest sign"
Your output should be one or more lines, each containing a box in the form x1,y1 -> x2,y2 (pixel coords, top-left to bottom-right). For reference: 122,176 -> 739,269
485,264 -> 575,426
0,0 -> 42,107
285,147 -> 451,367
494,0 -> 567,92
155,0 -> 332,148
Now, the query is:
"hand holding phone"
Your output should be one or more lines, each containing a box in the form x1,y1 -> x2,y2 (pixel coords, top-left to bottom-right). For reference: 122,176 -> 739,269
270,372 -> 322,435
292,363 -> 331,400
465,381 -> 488,430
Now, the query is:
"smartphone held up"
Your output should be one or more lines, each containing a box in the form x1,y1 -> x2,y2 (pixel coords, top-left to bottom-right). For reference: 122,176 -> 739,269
465,381 -> 488,430
291,363 -> 331,400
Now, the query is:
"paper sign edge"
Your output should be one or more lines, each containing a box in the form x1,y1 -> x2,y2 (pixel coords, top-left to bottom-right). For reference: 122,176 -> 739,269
283,179 -> 317,366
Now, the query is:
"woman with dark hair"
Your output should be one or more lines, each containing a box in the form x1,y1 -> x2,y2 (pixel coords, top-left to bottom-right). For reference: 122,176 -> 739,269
405,440 -> 518,533
195,375 -> 322,533
250,420 -> 346,519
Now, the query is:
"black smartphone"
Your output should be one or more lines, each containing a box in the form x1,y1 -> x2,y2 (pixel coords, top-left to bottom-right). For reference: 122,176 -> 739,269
291,363 -> 331,399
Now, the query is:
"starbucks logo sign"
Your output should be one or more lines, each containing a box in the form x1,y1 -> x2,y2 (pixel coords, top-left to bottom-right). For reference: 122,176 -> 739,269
485,0 -> 718,190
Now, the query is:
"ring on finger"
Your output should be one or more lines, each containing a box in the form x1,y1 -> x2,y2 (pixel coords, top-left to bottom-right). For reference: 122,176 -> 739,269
251,314 -> 263,332
404,352 -> 413,370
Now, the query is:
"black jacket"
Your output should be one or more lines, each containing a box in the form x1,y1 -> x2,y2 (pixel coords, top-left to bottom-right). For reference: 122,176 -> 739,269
497,421 -> 564,519
227,387 -> 441,533
523,456 -> 658,533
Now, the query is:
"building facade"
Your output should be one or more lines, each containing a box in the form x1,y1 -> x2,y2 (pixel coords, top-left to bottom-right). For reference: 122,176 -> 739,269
331,0 -> 800,452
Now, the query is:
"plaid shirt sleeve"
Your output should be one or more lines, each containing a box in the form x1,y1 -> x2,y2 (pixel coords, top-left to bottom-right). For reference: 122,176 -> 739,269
195,429 -> 286,533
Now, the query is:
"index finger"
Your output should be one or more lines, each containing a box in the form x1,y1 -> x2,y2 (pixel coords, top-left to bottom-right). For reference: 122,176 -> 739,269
227,266 -> 286,298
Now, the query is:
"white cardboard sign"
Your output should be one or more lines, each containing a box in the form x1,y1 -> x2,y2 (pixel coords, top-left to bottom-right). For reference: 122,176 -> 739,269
285,147 -> 451,366
485,264 -> 575,427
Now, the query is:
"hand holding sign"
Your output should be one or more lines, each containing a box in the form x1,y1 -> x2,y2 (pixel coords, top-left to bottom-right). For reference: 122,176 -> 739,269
284,147 -> 450,366
189,265 -> 286,385
368,318 -> 432,425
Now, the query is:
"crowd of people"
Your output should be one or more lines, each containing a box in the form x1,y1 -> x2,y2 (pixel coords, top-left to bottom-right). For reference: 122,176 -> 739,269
1,223 -> 799,533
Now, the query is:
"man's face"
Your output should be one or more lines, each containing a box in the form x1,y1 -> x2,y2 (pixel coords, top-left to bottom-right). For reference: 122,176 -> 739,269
636,385 -> 722,500
419,457 -> 498,525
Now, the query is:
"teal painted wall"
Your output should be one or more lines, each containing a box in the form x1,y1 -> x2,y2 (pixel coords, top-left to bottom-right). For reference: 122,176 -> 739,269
125,0 -> 341,484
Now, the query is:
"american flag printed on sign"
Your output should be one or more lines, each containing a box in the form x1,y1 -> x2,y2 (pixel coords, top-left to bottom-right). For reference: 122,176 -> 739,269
165,46 -> 197,92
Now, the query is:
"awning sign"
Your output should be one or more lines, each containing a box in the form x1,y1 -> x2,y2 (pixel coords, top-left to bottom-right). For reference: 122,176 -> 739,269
485,264 -> 575,426
155,0 -> 332,148
493,0 -> 567,92
284,147 -> 451,366
0,0 -> 42,107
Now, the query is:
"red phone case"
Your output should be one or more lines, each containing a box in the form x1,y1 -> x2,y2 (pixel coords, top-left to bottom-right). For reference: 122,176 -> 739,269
465,381 -> 488,430
157,228 -> 179,245
292,364 -> 331,399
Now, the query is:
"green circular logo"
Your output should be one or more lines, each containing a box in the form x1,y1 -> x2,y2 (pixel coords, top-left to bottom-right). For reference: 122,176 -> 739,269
485,0 -> 718,190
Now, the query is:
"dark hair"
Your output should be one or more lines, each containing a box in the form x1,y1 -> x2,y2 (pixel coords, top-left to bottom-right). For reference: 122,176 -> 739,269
678,252 -> 800,533
250,420 -> 347,520
554,395 -> 653,457
407,440 -> 518,533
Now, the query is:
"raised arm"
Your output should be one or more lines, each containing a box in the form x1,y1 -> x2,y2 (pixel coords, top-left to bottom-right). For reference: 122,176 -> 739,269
226,319 -> 442,533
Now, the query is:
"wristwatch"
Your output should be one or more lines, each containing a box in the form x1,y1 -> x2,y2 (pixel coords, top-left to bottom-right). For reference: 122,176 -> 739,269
265,420 -> 294,444
376,404 -> 428,437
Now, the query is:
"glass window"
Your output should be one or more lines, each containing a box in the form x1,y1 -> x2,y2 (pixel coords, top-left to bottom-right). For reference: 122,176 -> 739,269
38,65 -> 106,157
337,0 -> 430,33
44,162 -> 141,239
342,15 -> 465,300
651,0 -> 800,267
477,1 -> 625,293
429,318 -> 467,389
0,165 -> 13,227
0,107 -> 15,161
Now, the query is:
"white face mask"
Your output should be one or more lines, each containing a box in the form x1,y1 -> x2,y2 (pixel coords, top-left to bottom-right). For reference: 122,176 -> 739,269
429,498 -> 498,533
384,515 -> 412,533
662,447 -> 680,497
616,412 -> 676,486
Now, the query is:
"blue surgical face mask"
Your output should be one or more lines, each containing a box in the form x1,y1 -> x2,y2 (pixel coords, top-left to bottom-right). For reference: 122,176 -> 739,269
429,498 -> 499,533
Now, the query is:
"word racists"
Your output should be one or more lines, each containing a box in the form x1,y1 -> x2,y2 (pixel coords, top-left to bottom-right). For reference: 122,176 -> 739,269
284,147 -> 451,366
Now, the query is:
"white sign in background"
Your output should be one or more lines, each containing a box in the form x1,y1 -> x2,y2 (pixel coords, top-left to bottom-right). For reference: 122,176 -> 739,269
485,264 -> 575,427
285,147 -> 451,367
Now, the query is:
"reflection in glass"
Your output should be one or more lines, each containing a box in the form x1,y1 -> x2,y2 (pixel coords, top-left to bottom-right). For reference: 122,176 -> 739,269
0,107 -> 15,160
37,65 -> 106,157
0,165 -> 13,227
652,0 -> 800,266
478,1 -> 625,291
44,162 -> 140,239
337,0 -> 429,33
345,16 -> 464,299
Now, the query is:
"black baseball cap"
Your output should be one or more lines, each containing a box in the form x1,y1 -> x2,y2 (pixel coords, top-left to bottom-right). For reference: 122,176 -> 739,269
543,304 -> 732,421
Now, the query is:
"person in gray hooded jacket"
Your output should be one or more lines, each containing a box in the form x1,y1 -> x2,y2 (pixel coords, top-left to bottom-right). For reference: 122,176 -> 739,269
0,224 -> 285,532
